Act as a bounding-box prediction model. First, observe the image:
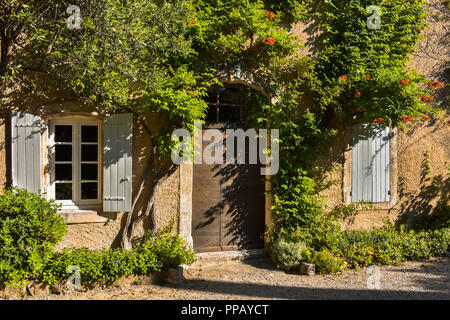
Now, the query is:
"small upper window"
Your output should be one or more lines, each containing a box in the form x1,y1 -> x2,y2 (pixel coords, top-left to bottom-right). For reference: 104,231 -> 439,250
205,86 -> 249,123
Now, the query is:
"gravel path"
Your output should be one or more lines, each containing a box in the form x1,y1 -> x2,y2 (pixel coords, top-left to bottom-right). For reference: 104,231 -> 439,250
35,257 -> 450,300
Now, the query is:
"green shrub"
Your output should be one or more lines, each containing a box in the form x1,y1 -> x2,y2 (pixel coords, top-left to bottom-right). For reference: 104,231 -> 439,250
0,188 -> 66,286
41,248 -> 104,285
310,250 -> 345,274
400,228 -> 450,260
140,227 -> 195,270
270,237 -> 306,270
323,225 -> 450,268
0,190 -> 194,288
40,227 -> 195,286
283,214 -> 450,272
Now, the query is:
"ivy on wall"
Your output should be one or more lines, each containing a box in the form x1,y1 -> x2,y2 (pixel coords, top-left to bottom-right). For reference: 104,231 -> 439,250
239,0 -> 447,244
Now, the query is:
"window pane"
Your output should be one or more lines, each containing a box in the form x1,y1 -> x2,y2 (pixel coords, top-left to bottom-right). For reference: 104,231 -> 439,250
205,105 -> 217,122
55,164 -> 72,181
219,87 -> 241,104
82,126 -> 98,143
55,183 -> 72,200
205,89 -> 218,103
81,164 -> 98,180
81,182 -> 98,199
55,145 -> 72,162
81,145 -> 98,161
55,125 -> 72,142
219,106 -> 240,122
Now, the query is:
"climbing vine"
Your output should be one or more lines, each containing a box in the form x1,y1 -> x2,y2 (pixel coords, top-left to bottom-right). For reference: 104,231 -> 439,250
242,0 -> 447,245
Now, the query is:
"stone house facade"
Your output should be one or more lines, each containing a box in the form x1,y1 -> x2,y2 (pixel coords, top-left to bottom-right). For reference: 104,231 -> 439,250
0,1 -> 448,253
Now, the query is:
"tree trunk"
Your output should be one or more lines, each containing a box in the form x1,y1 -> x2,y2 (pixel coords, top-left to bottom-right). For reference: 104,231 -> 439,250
120,107 -> 178,250
120,164 -> 177,250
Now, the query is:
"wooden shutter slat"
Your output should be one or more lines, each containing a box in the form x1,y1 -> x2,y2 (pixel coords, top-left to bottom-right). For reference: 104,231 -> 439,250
352,124 -> 390,203
103,114 -> 133,212
11,112 -> 41,193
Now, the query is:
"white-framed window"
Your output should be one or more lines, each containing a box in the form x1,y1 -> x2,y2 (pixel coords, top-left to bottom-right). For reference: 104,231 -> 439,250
11,111 -> 133,214
48,117 -> 102,210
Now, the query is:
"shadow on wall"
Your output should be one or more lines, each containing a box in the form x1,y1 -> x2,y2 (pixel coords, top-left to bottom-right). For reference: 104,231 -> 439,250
396,150 -> 449,230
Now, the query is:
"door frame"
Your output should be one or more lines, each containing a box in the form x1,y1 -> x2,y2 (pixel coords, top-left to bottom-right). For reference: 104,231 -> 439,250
177,77 -> 274,252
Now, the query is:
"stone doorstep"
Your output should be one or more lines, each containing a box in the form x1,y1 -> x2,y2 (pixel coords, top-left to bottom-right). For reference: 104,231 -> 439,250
185,249 -> 266,269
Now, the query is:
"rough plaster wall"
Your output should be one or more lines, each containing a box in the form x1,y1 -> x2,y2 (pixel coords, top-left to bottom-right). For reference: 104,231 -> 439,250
56,213 -> 126,250
395,122 -> 449,220
315,123 -> 346,212
290,21 -> 321,57
154,168 -> 180,232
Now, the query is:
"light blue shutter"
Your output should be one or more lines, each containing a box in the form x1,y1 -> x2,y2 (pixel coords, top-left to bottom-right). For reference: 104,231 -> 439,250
103,114 -> 133,212
352,123 -> 390,203
11,112 -> 41,193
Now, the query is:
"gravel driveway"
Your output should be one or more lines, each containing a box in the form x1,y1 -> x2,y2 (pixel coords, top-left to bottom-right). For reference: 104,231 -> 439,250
39,256 -> 449,300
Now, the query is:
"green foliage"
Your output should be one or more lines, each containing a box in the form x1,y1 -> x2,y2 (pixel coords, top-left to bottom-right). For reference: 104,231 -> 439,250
263,0 -> 309,23
142,225 -> 195,270
309,250 -> 345,274
303,0 -> 438,125
0,188 -> 66,286
310,0 -> 427,72
271,215 -> 449,274
40,227 -> 194,286
0,190 -> 194,287
191,0 -> 298,69
310,223 -> 449,268
270,237 -> 306,270
253,0 -> 447,274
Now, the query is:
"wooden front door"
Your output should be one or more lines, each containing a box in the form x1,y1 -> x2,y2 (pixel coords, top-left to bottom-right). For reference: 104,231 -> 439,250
191,86 -> 266,252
